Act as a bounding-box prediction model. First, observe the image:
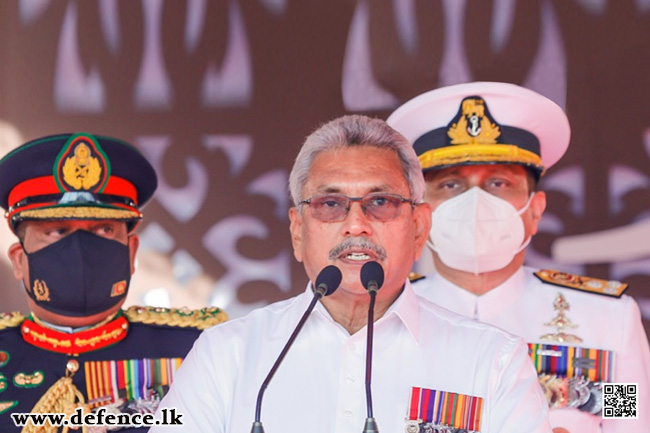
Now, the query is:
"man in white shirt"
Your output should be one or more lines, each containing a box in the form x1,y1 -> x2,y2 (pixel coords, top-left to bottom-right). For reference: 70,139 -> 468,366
387,81 -> 650,433
151,114 -> 551,433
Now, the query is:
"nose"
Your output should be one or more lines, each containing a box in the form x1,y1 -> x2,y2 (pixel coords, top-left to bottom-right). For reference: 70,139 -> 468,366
341,201 -> 373,237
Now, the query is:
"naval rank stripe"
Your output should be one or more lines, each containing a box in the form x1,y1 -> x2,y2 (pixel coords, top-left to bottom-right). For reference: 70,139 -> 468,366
407,387 -> 483,432
85,358 -> 183,408
527,343 -> 614,382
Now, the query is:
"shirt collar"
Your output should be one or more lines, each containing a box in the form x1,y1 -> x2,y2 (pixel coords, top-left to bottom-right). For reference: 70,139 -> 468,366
306,280 -> 421,343
384,280 -> 421,343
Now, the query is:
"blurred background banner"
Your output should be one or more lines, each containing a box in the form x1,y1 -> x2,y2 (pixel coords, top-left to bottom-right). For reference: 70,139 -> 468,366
1,0 -> 650,341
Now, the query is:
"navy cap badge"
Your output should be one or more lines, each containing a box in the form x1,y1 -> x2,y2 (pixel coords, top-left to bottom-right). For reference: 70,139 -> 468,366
447,97 -> 501,145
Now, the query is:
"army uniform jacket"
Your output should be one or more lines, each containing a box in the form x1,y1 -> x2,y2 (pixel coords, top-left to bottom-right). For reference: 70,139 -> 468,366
413,266 -> 650,433
0,306 -> 226,433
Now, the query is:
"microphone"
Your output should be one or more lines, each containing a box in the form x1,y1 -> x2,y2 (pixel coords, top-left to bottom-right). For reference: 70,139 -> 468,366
251,265 -> 342,433
361,261 -> 384,295
360,261 -> 384,433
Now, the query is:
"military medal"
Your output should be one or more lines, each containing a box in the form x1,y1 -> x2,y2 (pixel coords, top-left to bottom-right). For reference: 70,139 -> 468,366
540,293 -> 583,343
405,386 -> 483,432
85,357 -> 183,409
528,343 -> 613,414
538,374 -> 568,408
577,382 -> 603,414
568,376 -> 591,408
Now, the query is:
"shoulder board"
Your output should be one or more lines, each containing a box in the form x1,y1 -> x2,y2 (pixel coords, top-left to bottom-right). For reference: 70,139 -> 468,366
408,272 -> 425,283
534,269 -> 628,298
0,312 -> 27,330
124,306 -> 228,330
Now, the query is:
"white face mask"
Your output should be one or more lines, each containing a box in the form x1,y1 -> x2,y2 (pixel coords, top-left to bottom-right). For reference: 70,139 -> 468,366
428,187 -> 534,275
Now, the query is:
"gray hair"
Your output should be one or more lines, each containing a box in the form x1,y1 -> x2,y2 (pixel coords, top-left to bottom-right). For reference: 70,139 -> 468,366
289,115 -> 425,205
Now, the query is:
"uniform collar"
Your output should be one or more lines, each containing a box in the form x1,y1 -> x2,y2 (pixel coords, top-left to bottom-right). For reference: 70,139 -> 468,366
430,267 -> 526,320
31,312 -> 118,334
21,313 -> 129,354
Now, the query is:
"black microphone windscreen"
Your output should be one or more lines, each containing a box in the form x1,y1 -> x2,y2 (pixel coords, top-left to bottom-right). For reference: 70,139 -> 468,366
360,261 -> 384,291
314,265 -> 342,296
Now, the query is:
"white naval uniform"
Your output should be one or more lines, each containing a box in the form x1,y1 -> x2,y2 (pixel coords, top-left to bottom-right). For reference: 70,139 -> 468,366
412,266 -> 650,433
151,281 -> 551,433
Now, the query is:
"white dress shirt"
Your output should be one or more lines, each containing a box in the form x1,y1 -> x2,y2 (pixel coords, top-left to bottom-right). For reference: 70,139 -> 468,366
151,281 -> 550,433
413,266 -> 650,433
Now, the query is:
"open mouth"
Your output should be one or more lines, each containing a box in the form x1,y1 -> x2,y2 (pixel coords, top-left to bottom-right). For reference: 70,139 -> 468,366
329,237 -> 387,262
343,252 -> 372,261
338,248 -> 377,263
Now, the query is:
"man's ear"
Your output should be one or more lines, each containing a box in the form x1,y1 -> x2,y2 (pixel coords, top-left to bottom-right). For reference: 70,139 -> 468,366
8,242 -> 27,281
529,191 -> 547,236
127,234 -> 140,275
412,202 -> 432,261
288,207 -> 304,263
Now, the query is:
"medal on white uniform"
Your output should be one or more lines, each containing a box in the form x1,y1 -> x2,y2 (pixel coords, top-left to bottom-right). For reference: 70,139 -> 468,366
540,293 -> 583,343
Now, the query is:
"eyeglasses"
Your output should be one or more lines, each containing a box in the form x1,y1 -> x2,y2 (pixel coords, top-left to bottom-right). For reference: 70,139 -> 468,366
298,193 -> 416,222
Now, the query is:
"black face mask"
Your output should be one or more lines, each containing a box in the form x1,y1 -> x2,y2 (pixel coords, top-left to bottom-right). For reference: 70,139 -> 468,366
25,229 -> 132,317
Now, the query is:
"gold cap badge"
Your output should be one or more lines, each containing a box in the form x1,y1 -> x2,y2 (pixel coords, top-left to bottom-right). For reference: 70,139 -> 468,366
55,134 -> 110,193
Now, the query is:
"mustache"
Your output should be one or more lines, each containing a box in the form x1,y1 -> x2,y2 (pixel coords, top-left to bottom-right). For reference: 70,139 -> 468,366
328,237 -> 387,261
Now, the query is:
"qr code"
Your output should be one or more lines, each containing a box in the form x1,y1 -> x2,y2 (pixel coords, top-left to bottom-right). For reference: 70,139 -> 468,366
602,383 -> 638,419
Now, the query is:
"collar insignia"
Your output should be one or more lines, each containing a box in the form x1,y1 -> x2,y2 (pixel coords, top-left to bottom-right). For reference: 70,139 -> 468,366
21,315 -> 129,355
447,97 -> 501,145
54,134 -> 110,193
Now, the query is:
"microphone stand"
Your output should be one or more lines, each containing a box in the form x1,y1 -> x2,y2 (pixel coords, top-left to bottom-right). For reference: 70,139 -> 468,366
251,291 -> 323,433
360,261 -> 383,433
362,288 -> 379,433
250,264 -> 341,433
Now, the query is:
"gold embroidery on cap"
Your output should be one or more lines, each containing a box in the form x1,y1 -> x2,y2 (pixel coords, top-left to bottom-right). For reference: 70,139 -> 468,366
18,207 -> 140,220
447,97 -> 501,145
